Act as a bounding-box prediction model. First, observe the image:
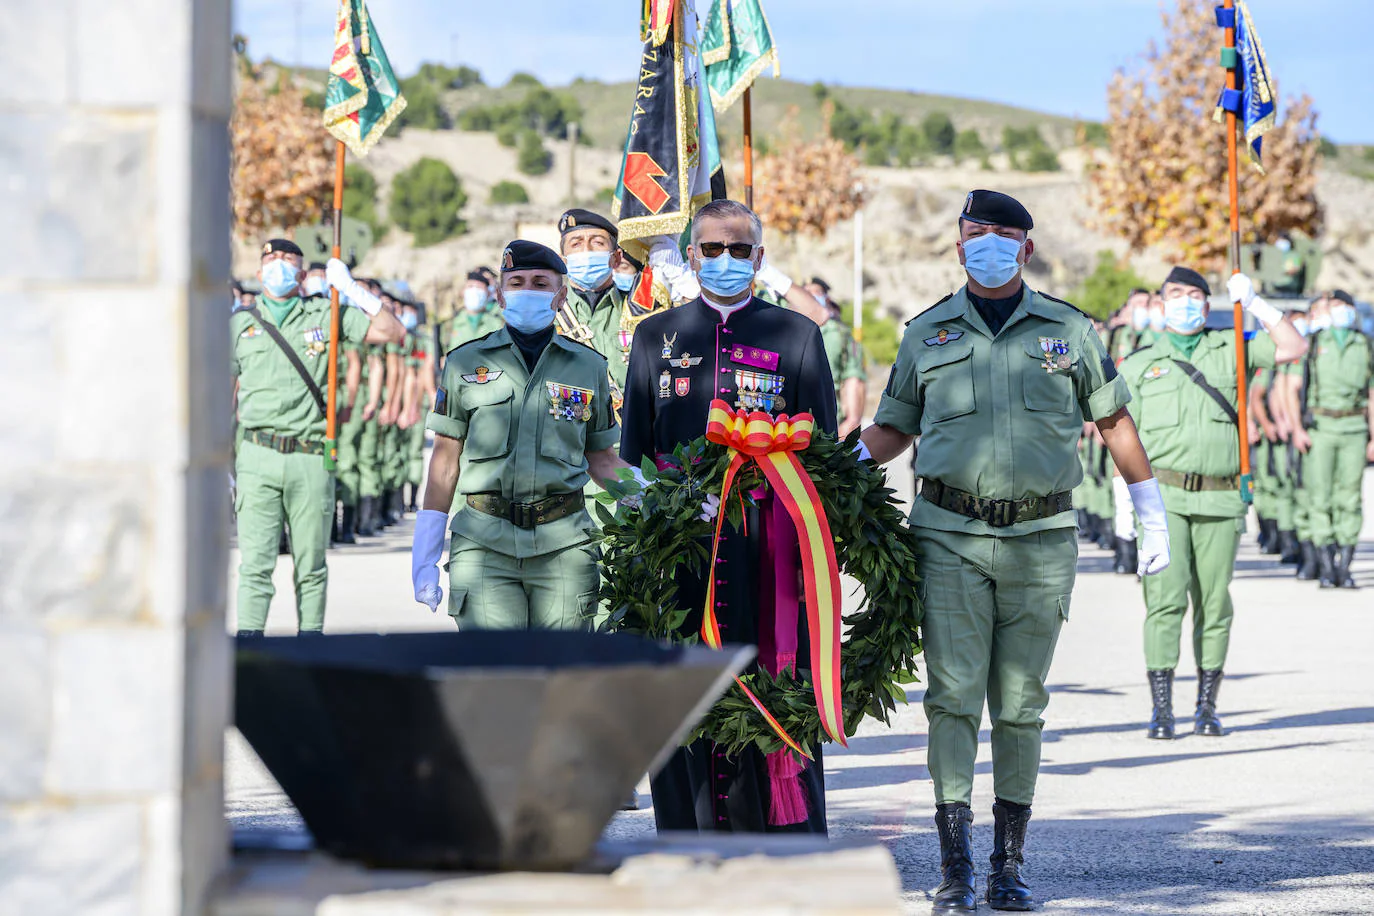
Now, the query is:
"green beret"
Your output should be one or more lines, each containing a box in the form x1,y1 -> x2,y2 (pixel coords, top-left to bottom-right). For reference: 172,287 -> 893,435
501,240 -> 567,275
1164,266 -> 1211,297
558,208 -> 618,240
261,238 -> 304,257
960,190 -> 1033,232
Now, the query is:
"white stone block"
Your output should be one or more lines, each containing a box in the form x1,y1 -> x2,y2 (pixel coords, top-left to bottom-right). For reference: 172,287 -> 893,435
0,803 -> 142,916
0,302 -> 59,466
0,1 -> 72,105
73,0 -> 187,107
48,627 -> 180,796
0,628 -> 50,802
0,472 -> 146,624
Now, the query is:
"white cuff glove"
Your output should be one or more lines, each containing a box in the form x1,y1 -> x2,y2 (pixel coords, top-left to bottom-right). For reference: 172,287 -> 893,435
854,439 -> 873,462
1227,272 -> 1282,326
1127,478 -> 1170,576
648,237 -> 701,302
327,258 -> 381,316
411,509 -> 448,612
755,258 -> 793,296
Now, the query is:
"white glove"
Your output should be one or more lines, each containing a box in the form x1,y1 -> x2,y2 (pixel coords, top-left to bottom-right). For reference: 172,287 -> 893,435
1227,272 -> 1282,326
411,509 -> 448,612
755,258 -> 793,296
648,237 -> 701,302
854,439 -> 873,463
1128,478 -> 1170,576
699,493 -> 721,522
327,258 -> 381,316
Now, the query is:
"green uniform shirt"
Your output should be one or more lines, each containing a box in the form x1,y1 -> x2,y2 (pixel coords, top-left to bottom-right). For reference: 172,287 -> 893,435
565,284 -> 630,387
427,328 -> 620,559
875,286 -> 1131,536
231,295 -> 370,440
1303,328 -> 1373,433
448,304 -> 505,352
820,318 -> 867,422
1119,330 -> 1277,517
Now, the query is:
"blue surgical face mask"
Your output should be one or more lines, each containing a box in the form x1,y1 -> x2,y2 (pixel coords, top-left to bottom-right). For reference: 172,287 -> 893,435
463,286 -> 487,313
961,233 -> 1024,289
261,259 -> 301,299
565,251 -> 612,290
401,312 -> 418,331
612,271 -> 637,293
1292,317 -> 1310,337
502,289 -> 556,333
1330,304 -> 1357,329
1311,314 -> 1331,332
697,252 -> 756,297
1148,311 -> 1167,332
1164,294 -> 1207,334
1131,306 -> 1150,331
302,275 -> 327,298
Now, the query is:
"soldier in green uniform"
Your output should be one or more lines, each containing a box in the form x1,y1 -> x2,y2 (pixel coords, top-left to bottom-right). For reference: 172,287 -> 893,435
862,191 -> 1168,914
399,298 -> 435,512
411,240 -> 631,629
449,269 -> 504,351
232,241 -> 403,634
1288,290 -> 1372,588
1119,267 -> 1307,741
805,276 -> 869,439
1283,298 -> 1329,579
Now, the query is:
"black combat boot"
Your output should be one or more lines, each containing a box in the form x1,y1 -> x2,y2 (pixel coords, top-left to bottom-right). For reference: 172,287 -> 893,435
1194,669 -> 1225,736
356,496 -> 377,537
1076,510 -> 1091,538
1147,669 -> 1175,739
1097,517 -> 1115,551
1318,544 -> 1338,588
405,483 -> 420,514
1336,545 -> 1358,589
1256,516 -> 1272,552
987,801 -> 1034,911
1115,537 -> 1138,575
1278,530 -> 1301,565
1296,541 -> 1319,580
330,505 -> 339,547
392,488 -> 407,519
933,804 -> 977,914
278,525 -> 291,555
380,488 -> 398,527
235,629 -> 264,638
337,504 -> 357,544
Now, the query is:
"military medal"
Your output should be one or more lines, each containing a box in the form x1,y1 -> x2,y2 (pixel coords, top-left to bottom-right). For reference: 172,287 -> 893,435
661,332 -> 678,359
547,381 -> 594,420
1039,337 -> 1069,373
659,369 -> 672,398
619,330 -> 633,363
676,353 -> 703,368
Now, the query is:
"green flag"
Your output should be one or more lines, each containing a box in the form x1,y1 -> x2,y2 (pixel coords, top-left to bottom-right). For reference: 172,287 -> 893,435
323,0 -> 406,156
701,0 -> 780,113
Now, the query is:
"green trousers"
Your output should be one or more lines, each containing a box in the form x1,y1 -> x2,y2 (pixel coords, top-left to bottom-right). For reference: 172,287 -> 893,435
383,422 -> 405,490
1142,512 -> 1241,671
359,417 -> 382,499
235,439 -> 334,632
335,407 -> 366,508
446,533 -> 598,630
406,419 -> 426,488
1267,441 -> 1297,532
1305,426 -> 1369,547
916,526 -> 1076,807
1251,440 -> 1277,522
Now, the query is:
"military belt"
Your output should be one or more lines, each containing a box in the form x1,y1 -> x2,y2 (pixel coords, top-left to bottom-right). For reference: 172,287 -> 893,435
1154,467 -> 1238,492
919,479 -> 1073,528
244,429 -> 325,457
467,492 -> 585,530
1312,407 -> 1366,419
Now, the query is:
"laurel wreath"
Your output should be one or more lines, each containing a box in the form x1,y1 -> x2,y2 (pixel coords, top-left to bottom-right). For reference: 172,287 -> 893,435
595,431 -> 924,757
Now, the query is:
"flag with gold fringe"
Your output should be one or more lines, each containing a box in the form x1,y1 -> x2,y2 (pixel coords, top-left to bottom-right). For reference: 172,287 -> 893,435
702,0 -> 780,113
1214,0 -> 1276,172
323,0 -> 406,157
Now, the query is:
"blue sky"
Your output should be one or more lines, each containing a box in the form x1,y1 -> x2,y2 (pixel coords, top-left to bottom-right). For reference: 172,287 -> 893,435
236,0 -> 1372,142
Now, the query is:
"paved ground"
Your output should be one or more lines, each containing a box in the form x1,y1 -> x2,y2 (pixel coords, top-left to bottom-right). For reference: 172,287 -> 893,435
227,462 -> 1374,915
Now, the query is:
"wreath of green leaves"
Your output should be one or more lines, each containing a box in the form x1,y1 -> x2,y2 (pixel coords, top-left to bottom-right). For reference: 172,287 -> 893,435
595,430 -> 923,758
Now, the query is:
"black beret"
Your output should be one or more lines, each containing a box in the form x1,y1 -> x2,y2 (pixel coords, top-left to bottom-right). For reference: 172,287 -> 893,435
466,270 -> 490,284
808,276 -> 832,294
476,266 -> 498,283
307,261 -> 327,272
261,238 -> 304,257
1163,266 -> 1211,297
501,239 -> 567,275
1330,289 -> 1355,306
558,208 -> 618,240
960,190 -> 1033,231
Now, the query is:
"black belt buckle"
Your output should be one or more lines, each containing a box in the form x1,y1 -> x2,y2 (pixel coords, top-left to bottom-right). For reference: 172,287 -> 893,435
985,498 -> 1016,528
510,501 -> 537,530
1182,472 -> 1204,492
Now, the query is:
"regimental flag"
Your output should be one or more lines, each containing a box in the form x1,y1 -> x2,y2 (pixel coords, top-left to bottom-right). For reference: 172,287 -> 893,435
323,0 -> 407,157
641,0 -> 676,46
701,0 -> 780,113
1214,0 -> 1277,172
613,0 -> 727,263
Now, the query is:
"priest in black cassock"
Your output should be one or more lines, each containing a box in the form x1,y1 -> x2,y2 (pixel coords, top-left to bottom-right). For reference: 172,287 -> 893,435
620,199 -> 838,834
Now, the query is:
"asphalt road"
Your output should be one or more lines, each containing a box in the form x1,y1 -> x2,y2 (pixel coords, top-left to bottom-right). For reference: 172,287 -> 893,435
226,463 -> 1374,915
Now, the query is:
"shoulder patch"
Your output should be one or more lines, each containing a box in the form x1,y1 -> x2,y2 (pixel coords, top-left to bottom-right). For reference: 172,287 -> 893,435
906,293 -> 955,327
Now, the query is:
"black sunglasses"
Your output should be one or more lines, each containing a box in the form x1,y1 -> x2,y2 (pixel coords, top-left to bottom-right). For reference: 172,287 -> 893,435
697,241 -> 756,260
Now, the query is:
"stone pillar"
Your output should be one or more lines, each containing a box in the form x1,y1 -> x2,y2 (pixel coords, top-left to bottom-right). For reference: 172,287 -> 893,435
0,1 -> 233,912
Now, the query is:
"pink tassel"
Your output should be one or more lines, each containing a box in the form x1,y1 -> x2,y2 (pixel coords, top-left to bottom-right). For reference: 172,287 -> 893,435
767,748 -> 810,826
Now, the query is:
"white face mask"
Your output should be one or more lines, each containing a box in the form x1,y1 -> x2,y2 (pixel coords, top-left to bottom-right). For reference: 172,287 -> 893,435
463,286 -> 487,313
1310,314 -> 1331,331
1148,311 -> 1167,332
1330,304 -> 1357,329
1163,294 -> 1207,334
1130,306 -> 1150,331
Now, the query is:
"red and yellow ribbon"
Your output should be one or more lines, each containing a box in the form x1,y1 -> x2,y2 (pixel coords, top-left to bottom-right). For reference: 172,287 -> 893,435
702,400 -> 846,756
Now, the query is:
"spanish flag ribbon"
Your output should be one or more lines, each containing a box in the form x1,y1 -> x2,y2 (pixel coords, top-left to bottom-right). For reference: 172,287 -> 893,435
702,400 -> 846,754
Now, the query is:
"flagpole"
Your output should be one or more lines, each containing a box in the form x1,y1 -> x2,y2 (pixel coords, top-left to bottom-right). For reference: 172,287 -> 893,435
742,86 -> 754,208
1223,0 -> 1252,502
325,139 -> 345,472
